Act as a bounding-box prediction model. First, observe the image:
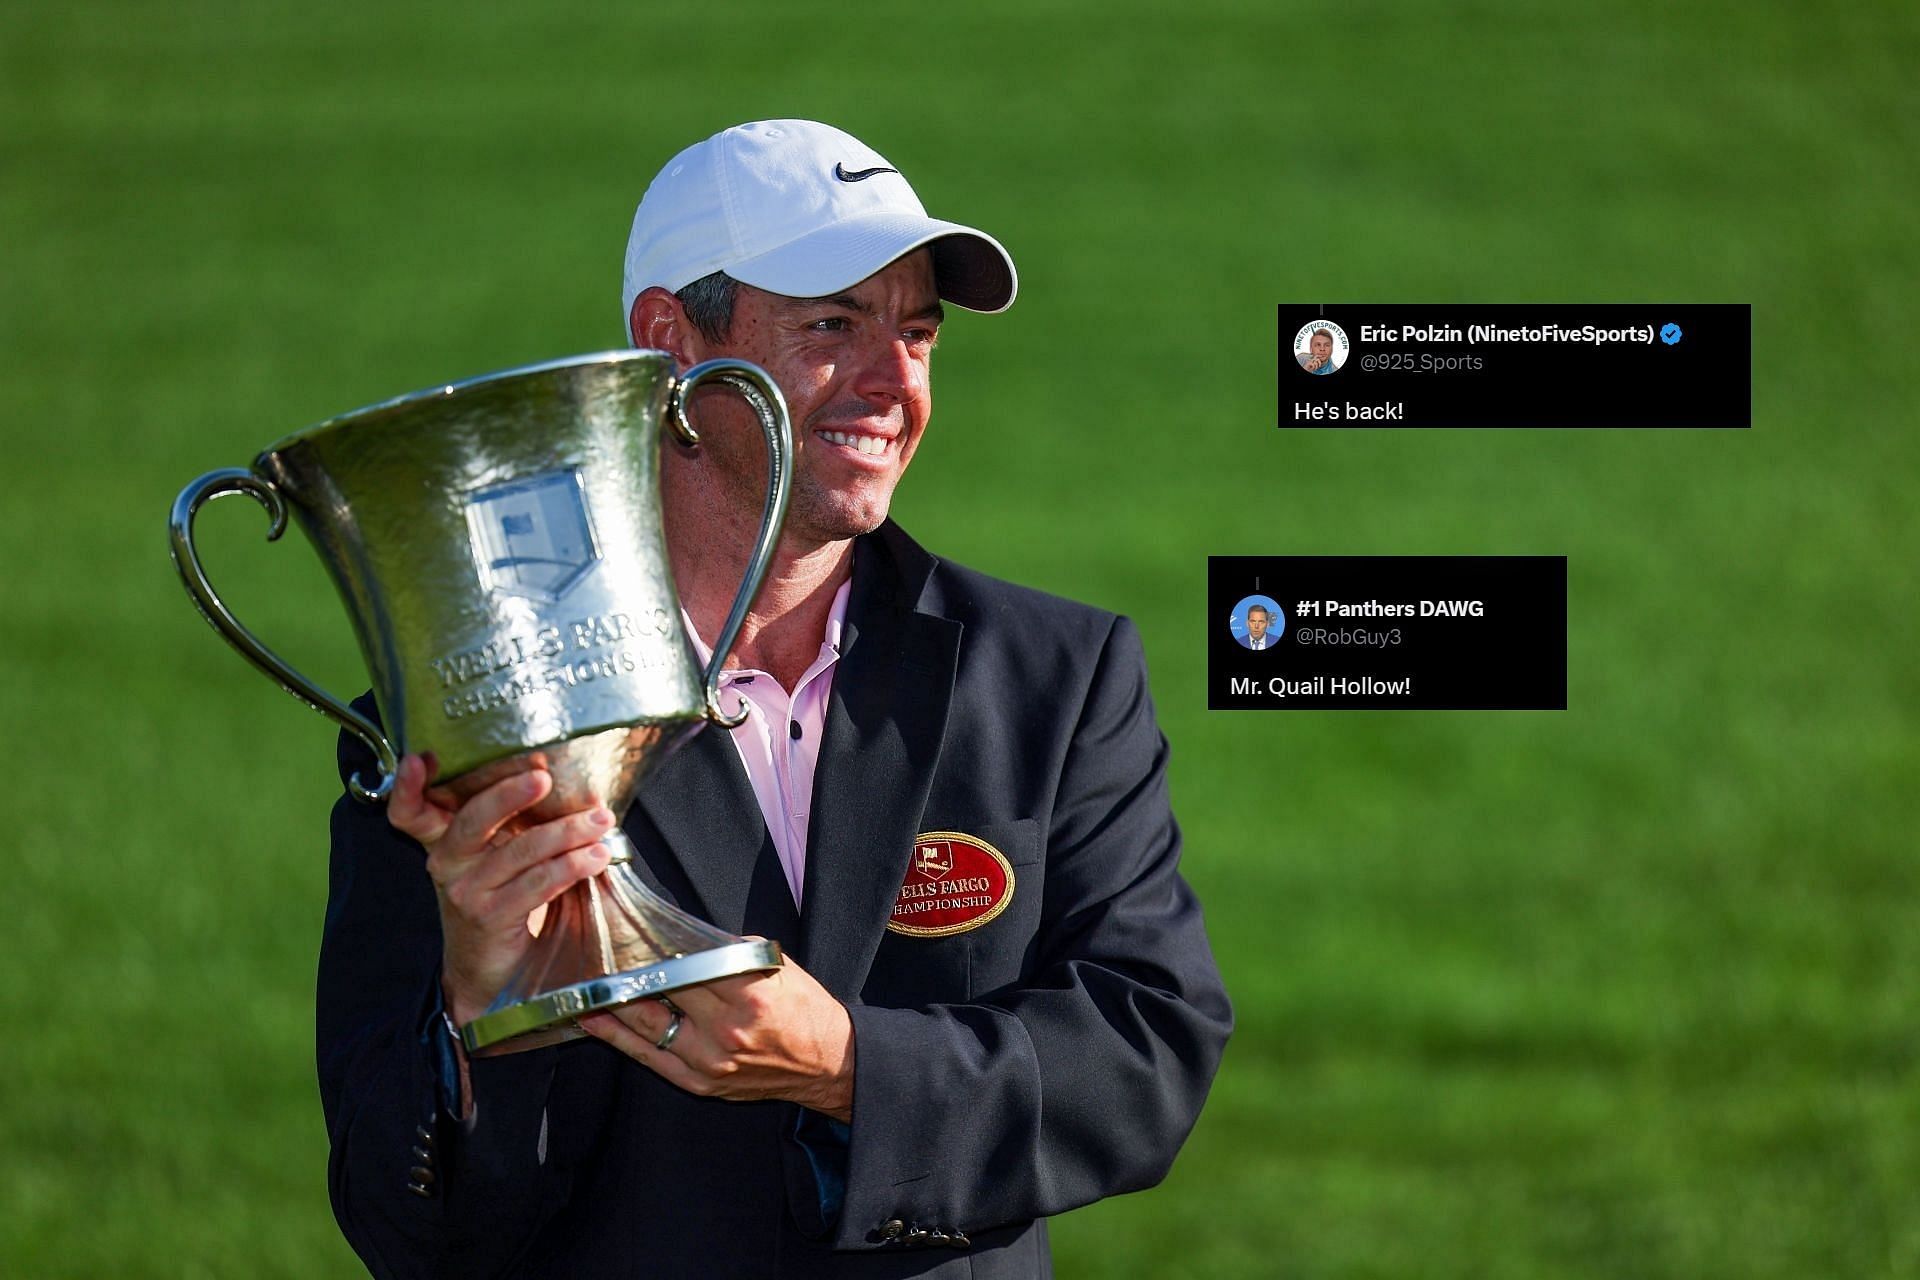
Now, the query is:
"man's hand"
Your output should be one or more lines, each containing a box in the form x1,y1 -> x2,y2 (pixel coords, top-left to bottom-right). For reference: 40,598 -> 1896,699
387,753 -> 615,1026
578,954 -> 856,1123
1304,352 -> 1327,372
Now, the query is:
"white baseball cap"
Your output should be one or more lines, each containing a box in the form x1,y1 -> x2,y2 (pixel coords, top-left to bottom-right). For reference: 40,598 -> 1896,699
622,119 -> 1017,339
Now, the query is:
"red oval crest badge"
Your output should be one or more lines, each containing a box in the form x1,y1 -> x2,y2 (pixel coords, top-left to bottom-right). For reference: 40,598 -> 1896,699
886,831 -> 1016,937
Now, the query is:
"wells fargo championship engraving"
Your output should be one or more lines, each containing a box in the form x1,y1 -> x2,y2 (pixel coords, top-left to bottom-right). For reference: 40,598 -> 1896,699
430,608 -> 679,722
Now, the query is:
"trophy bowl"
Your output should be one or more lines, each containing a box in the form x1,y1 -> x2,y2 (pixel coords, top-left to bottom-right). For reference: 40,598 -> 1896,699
169,350 -> 792,1054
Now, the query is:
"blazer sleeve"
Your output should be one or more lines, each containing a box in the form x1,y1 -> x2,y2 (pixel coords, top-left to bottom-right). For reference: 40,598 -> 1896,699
315,701 -> 595,1279
833,615 -> 1233,1247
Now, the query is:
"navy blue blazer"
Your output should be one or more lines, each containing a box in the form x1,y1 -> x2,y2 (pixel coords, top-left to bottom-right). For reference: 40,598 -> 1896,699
317,520 -> 1232,1278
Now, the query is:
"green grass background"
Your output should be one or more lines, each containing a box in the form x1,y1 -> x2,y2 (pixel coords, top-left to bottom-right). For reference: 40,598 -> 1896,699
3,1 -> 1916,1276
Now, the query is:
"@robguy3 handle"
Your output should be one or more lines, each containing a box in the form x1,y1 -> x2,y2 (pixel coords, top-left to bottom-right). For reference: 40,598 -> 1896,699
669,359 -> 794,728
168,467 -> 399,802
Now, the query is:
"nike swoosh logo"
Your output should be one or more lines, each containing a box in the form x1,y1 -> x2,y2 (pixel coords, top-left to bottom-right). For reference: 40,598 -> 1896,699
834,163 -> 898,183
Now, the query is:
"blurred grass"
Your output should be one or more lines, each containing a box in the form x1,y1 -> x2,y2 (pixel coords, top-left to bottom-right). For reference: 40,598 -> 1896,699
2,1 -> 1917,1276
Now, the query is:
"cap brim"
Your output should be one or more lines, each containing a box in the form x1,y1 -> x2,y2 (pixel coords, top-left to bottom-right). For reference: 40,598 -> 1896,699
723,212 -> 1017,314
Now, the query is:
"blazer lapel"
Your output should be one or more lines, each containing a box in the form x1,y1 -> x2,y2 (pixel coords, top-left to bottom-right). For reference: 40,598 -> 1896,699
630,721 -> 777,936
798,526 -> 961,997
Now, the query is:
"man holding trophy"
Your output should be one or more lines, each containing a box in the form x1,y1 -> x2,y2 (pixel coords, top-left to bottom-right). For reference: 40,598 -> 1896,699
312,120 -> 1232,1277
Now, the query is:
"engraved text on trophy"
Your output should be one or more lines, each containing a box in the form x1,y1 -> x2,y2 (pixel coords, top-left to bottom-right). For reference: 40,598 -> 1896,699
430,609 -> 678,720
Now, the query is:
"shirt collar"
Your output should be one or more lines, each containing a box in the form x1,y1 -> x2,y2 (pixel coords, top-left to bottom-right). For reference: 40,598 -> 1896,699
682,576 -> 853,679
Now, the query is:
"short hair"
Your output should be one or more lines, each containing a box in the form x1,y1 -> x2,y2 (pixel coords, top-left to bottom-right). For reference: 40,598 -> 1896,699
675,271 -> 740,344
1310,329 -> 1333,345
1247,605 -> 1271,619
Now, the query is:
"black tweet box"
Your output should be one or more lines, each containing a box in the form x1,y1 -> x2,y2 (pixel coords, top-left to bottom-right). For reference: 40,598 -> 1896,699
1279,304 -> 1749,428
1210,556 -> 1567,711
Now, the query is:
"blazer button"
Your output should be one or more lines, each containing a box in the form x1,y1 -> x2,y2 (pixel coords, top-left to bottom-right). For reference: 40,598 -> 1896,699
411,1144 -> 434,1165
902,1227 -> 931,1246
406,1179 -> 433,1199
879,1218 -> 905,1241
409,1165 -> 435,1186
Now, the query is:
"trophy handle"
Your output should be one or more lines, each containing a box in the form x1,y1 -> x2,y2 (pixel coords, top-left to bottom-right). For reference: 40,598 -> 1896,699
669,359 -> 794,728
168,468 -> 400,802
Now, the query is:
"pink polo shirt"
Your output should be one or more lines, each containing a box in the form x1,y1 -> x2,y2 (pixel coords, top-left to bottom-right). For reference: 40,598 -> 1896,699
681,578 -> 851,909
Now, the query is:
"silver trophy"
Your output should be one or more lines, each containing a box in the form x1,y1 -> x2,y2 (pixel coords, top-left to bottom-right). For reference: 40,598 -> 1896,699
169,350 -> 792,1054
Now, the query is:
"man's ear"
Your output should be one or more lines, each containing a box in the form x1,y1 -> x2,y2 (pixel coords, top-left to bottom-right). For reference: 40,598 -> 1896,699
630,287 -> 696,369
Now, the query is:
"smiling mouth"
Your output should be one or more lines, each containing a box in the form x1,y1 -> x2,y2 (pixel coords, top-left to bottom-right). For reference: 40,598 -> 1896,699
816,429 -> 890,457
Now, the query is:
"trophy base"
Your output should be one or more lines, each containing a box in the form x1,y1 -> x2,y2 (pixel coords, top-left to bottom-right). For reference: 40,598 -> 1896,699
460,837 -> 784,1055
462,937 -> 783,1054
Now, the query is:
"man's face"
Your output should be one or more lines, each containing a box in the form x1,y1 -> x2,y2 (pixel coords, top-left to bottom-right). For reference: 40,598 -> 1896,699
1310,332 -> 1332,363
683,250 -> 943,547
1247,608 -> 1270,638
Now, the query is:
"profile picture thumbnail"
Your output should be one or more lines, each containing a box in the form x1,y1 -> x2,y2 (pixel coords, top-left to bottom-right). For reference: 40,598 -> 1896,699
1230,595 -> 1285,651
1293,320 -> 1348,375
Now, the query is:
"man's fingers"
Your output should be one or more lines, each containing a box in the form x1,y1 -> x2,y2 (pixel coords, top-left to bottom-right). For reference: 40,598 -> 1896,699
578,970 -> 850,1115
488,841 -> 612,922
605,998 -> 691,1056
585,1005 -> 731,1090
667,958 -> 785,1020
437,769 -> 554,865
386,755 -> 452,845
658,976 -> 750,1021
471,806 -> 616,893
596,998 -> 726,1074
579,1013 -> 713,1095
